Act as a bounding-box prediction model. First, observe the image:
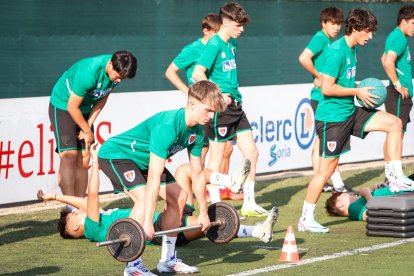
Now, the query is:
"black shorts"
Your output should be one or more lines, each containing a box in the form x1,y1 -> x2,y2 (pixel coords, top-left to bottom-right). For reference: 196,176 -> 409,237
98,158 -> 175,193
49,103 -> 93,152
384,84 -> 412,131
310,99 -> 319,114
316,107 -> 378,157
208,98 -> 251,142
151,212 -> 191,247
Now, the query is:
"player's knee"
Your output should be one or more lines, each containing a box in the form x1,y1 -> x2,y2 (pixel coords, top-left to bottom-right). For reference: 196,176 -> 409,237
60,151 -> 78,165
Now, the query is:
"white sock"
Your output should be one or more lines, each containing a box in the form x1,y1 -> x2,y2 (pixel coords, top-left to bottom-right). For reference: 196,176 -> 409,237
160,236 -> 177,262
389,160 -> 404,178
243,181 -> 256,205
237,225 -> 254,238
302,201 -> 316,219
209,172 -> 231,187
208,185 -> 221,203
384,162 -> 390,179
126,257 -> 142,268
330,172 -> 345,189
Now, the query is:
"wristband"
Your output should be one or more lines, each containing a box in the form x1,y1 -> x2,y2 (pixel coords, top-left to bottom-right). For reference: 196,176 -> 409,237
394,80 -> 401,89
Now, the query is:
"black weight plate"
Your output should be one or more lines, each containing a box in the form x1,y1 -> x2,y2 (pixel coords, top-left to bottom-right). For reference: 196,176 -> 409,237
206,202 -> 240,243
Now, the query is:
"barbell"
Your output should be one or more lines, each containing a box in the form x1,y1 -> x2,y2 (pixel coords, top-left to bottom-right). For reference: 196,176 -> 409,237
96,202 -> 240,262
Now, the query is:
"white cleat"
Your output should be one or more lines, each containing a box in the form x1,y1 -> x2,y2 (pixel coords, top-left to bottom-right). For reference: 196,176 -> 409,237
157,252 -> 199,274
124,258 -> 156,276
297,216 -> 329,233
230,159 -> 251,194
241,202 -> 269,217
388,175 -> 414,192
258,206 -> 279,243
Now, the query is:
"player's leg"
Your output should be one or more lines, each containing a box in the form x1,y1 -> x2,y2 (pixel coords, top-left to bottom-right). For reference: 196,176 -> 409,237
58,150 -> 77,196
157,180 -> 198,274
174,164 -> 196,215
220,140 -> 233,174
206,140 -> 227,203
235,130 -> 269,217
74,150 -> 90,197
364,110 -> 413,191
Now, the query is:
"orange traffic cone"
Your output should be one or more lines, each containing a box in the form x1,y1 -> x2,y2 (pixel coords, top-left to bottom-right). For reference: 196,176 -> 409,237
278,225 -> 300,262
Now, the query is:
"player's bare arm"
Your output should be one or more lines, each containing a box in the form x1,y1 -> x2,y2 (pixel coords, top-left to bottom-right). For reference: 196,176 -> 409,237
165,62 -> 189,94
192,65 -> 208,82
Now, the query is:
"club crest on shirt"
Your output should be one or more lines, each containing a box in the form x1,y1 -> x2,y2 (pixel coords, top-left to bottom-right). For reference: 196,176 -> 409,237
188,134 -> 196,145
124,170 -> 136,182
327,141 -> 337,152
218,127 -> 227,137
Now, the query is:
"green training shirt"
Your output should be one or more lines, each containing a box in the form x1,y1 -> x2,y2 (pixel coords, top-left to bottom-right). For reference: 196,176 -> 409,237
306,31 -> 332,101
316,36 -> 357,122
50,54 -> 117,113
98,108 -> 204,169
173,38 -> 206,85
384,27 -> 413,97
84,208 -> 160,242
348,187 -> 405,221
197,34 -> 242,102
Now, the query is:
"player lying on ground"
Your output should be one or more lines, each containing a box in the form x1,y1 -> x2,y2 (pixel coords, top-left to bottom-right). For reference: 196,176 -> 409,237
325,183 -> 407,221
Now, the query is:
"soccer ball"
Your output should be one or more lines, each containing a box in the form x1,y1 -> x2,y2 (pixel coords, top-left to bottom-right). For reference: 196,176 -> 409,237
356,78 -> 387,109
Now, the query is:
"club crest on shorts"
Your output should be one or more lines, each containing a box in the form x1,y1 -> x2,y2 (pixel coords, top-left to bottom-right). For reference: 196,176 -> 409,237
218,127 -> 227,137
188,134 -> 196,145
124,170 -> 136,182
327,141 -> 337,152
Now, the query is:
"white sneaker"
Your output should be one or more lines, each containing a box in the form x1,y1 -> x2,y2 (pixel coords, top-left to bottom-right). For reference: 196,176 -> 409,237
258,206 -> 279,243
230,159 -> 251,194
124,259 -> 156,276
297,216 -> 329,233
389,175 -> 414,192
157,252 -> 199,274
241,202 -> 269,217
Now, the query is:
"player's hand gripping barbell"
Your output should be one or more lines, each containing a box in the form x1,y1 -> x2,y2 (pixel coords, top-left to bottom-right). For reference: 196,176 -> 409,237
96,202 -> 240,262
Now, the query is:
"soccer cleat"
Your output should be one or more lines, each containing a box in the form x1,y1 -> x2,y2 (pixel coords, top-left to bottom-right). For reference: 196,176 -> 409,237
228,190 -> 244,200
124,259 -> 156,276
230,159 -> 251,194
297,216 -> 329,233
258,206 -> 279,243
322,183 -> 334,192
388,175 -> 414,192
333,184 -> 356,194
241,203 -> 269,217
219,188 -> 230,200
157,252 -> 199,274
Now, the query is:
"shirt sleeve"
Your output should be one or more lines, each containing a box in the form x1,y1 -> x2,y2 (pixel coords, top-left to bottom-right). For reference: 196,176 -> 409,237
321,48 -> 343,79
189,130 -> 204,157
306,34 -> 324,56
386,35 -> 406,57
348,198 -> 367,221
84,216 -> 100,241
71,65 -> 97,97
197,42 -> 220,71
173,44 -> 196,70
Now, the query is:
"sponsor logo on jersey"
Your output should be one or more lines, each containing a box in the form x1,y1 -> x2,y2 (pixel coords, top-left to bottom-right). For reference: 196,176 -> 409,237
124,170 -> 136,182
218,127 -> 227,137
90,87 -> 112,98
188,134 -> 196,145
168,145 -> 185,155
327,141 -> 337,152
346,66 -> 356,79
222,59 -> 236,72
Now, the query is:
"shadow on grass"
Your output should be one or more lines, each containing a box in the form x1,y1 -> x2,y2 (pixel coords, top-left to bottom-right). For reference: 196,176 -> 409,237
1,266 -> 60,275
0,219 -> 57,246
344,168 -> 384,189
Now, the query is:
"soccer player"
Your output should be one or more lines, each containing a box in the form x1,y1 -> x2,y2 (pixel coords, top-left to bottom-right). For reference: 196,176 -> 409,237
165,13 -> 237,202
49,51 -> 137,201
192,2 -> 268,217
298,7 -> 352,193
382,5 -> 414,182
97,80 -> 225,274
298,8 -> 414,233
325,184 -> 405,221
37,142 -> 279,276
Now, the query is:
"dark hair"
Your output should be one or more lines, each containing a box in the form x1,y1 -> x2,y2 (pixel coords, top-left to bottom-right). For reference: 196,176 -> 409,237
219,2 -> 250,25
111,51 -> 137,79
345,8 -> 377,35
325,193 -> 342,217
202,13 -> 221,33
57,208 -> 75,239
320,7 -> 344,25
397,5 -> 414,25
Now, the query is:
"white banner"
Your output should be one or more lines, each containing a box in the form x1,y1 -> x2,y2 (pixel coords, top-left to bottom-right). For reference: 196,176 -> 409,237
1,83 -> 413,204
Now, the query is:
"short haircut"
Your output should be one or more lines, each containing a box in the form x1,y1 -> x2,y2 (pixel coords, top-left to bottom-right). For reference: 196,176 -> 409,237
188,80 -> 226,112
57,208 -> 75,239
111,51 -> 137,79
320,7 -> 344,25
219,2 -> 250,25
325,193 -> 342,217
344,8 -> 377,35
397,5 -> 414,25
202,13 -> 221,33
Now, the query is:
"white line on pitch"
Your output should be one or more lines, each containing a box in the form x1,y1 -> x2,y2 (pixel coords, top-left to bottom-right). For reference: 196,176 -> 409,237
250,245 -> 309,251
227,238 -> 414,276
